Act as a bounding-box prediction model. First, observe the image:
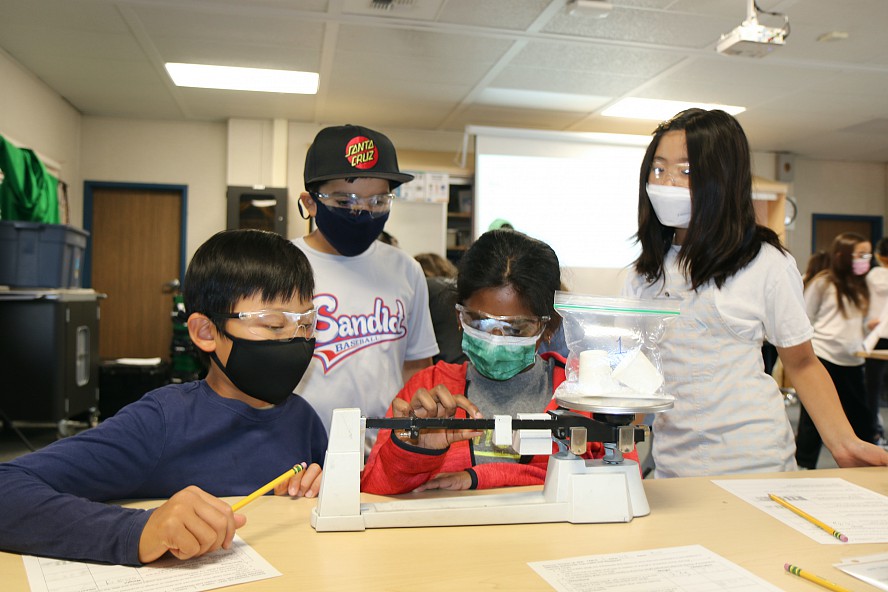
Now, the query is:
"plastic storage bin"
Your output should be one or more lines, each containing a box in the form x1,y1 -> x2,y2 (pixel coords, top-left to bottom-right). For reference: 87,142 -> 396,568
0,221 -> 89,288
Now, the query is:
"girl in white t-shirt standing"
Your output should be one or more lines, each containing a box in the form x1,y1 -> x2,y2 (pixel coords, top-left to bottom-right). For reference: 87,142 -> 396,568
622,108 -> 888,478
797,233 -> 879,468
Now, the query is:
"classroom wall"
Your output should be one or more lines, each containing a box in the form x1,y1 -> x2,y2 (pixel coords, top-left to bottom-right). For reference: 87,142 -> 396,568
81,117 -> 228,262
783,159 -> 888,269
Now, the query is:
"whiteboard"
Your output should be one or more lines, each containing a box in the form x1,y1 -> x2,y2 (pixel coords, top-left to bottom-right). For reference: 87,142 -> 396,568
473,128 -> 650,271
471,127 -> 652,295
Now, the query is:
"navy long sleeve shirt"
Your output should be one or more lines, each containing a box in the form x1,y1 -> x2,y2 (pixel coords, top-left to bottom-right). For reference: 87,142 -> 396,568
0,381 -> 326,565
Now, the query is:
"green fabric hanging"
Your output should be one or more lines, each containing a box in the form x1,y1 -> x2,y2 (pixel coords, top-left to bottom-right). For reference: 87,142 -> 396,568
0,135 -> 60,223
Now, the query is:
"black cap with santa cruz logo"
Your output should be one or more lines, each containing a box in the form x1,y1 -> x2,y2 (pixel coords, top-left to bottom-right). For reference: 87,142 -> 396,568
303,124 -> 414,189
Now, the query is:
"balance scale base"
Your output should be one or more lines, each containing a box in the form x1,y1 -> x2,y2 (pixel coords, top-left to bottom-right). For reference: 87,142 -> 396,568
311,448 -> 648,532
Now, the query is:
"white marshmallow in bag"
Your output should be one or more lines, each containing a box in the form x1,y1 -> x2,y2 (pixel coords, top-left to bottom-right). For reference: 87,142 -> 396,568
577,350 -> 621,395
612,349 -> 664,396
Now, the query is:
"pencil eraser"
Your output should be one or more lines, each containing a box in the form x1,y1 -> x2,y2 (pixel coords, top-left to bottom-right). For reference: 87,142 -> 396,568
839,534 -> 848,542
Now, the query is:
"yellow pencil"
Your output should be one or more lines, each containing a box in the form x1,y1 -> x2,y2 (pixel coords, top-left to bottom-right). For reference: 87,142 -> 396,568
784,563 -> 852,592
231,463 -> 305,512
768,493 -> 848,542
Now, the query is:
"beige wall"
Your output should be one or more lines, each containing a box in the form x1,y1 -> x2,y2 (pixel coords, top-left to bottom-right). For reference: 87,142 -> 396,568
783,159 -> 888,269
80,117 -> 227,262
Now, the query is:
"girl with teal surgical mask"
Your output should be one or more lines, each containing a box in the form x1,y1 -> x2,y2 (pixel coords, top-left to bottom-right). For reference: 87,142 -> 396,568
452,230 -> 558,384
457,304 -> 548,381
460,324 -> 538,380
362,230 -> 639,496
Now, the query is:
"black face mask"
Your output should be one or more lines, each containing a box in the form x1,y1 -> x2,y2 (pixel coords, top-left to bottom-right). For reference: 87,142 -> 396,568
313,200 -> 389,257
211,332 -> 315,405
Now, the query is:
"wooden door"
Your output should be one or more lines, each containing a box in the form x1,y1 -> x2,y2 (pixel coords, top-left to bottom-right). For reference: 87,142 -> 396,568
89,187 -> 182,360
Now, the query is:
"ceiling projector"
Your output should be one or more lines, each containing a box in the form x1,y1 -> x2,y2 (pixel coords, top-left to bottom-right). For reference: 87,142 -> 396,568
717,20 -> 787,58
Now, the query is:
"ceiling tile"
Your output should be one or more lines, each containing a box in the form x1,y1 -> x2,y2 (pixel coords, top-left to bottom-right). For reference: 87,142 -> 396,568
542,4 -> 735,49
438,0 -> 552,31
1,0 -> 887,161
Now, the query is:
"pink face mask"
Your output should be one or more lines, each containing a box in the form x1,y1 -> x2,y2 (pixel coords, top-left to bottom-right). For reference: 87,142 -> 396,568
852,257 -> 871,276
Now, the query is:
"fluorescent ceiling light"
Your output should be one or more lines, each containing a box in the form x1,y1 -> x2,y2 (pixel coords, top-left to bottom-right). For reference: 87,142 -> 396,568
477,88 -> 611,112
601,98 -> 745,120
165,63 -> 319,94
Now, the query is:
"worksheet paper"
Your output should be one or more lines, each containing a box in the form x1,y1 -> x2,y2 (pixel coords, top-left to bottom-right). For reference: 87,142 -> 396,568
835,552 -> 888,591
712,477 -> 888,544
529,544 -> 782,592
22,535 -> 280,592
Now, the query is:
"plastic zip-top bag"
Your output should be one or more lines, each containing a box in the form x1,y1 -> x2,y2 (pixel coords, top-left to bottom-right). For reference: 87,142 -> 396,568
553,292 -> 679,406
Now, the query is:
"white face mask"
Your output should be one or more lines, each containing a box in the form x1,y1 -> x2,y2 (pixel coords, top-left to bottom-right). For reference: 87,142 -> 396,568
646,183 -> 692,229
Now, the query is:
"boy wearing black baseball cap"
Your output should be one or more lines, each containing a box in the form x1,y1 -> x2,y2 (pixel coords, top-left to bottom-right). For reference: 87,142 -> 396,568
293,125 -> 439,450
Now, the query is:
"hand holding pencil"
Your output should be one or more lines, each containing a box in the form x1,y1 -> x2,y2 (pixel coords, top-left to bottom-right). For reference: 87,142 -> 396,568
232,461 -> 323,511
231,463 -> 305,511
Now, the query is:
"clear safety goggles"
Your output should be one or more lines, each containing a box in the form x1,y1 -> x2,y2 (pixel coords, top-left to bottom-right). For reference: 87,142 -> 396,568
455,304 -> 548,338
311,191 -> 394,218
211,308 -> 317,340
649,162 -> 691,185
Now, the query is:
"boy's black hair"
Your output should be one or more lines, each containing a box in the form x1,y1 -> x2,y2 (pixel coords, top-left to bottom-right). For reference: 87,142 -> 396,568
457,229 -> 561,331
183,229 -> 314,332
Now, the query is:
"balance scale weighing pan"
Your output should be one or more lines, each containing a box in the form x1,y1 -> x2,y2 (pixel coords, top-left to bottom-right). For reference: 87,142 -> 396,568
555,393 -> 675,415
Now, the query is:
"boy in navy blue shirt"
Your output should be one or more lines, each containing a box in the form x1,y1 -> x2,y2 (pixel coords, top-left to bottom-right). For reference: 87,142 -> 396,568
0,229 -> 326,565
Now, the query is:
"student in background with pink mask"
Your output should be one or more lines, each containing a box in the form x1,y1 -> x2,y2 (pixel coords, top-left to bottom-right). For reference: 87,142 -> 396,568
796,232 -> 880,468
622,108 -> 887,478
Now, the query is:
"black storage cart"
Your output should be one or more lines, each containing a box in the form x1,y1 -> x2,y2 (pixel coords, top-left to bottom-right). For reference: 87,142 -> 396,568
0,289 -> 102,436
99,359 -> 170,419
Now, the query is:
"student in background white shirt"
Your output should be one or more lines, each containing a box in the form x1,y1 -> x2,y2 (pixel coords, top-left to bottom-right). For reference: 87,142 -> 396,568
797,232 -> 879,468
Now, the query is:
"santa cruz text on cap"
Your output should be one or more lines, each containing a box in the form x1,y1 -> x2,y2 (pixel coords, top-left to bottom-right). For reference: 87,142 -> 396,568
304,124 -> 414,188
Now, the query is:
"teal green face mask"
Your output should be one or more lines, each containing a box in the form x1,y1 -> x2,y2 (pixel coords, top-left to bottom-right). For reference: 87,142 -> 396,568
460,323 -> 539,381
